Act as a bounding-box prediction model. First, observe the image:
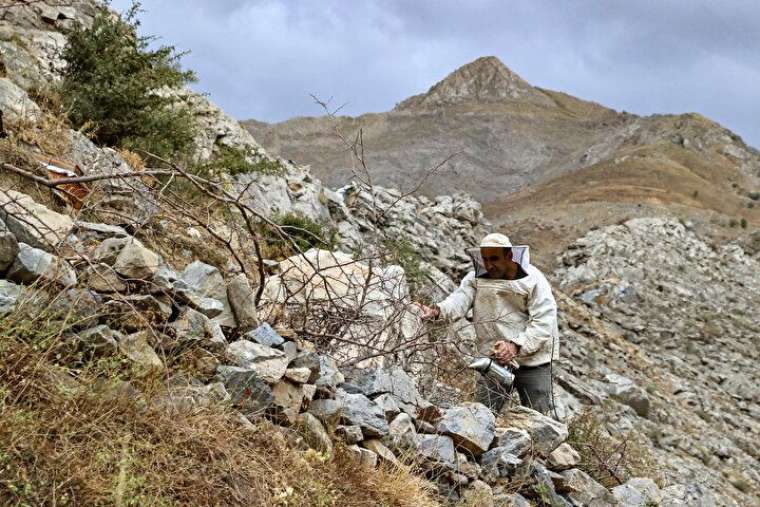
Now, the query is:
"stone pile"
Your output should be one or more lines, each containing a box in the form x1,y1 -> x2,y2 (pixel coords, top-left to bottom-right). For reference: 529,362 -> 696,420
0,189 -> 671,506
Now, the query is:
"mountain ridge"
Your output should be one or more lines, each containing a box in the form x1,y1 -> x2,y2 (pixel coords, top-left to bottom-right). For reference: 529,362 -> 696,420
243,56 -> 759,262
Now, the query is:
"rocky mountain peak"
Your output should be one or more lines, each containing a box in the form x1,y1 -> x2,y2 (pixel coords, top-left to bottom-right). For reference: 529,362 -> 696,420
395,55 -> 553,110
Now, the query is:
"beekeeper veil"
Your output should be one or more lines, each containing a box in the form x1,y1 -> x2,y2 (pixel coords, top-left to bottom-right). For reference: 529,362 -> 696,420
467,233 -> 531,277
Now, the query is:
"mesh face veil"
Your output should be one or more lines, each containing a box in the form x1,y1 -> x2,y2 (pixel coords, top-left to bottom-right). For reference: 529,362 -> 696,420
467,246 -> 531,277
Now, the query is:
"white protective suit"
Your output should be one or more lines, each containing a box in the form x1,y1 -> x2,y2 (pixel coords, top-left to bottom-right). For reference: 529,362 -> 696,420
436,247 -> 559,367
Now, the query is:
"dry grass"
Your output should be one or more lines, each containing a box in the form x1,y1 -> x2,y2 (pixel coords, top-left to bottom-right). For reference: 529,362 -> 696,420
7,89 -> 72,159
0,288 -> 440,506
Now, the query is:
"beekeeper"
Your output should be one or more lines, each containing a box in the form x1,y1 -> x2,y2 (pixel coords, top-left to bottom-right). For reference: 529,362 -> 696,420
415,233 -> 559,414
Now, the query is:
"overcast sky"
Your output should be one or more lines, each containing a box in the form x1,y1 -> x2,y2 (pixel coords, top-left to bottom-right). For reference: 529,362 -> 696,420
112,0 -> 760,148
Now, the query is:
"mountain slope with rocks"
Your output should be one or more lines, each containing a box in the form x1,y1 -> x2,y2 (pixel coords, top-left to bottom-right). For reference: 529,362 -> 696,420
244,56 -> 759,266
1,2 -> 758,506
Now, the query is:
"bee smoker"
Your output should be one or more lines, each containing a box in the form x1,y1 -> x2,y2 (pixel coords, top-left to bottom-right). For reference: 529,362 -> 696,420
468,357 -> 516,390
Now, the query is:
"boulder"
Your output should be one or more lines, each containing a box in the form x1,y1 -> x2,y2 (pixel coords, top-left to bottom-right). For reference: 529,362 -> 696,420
362,438 -> 401,466
436,402 -> 495,455
346,445 -> 378,468
167,306 -> 227,351
7,243 -> 76,286
309,390 -> 388,437
335,425 -> 364,444
180,260 -> 235,327
605,373 -> 651,418
81,263 -> 126,293
283,367 -> 312,384
296,412 -> 333,454
117,331 -> 164,377
226,273 -> 258,331
612,478 -> 662,507
0,221 -> 19,271
315,355 -> 345,390
493,427 -> 533,457
74,324 -> 120,356
0,279 -> 23,314
243,322 -> 285,347
480,447 -> 523,479
415,434 -> 456,466
0,77 -> 41,121
112,239 -> 162,280
289,351 -> 321,383
346,365 -> 427,409
271,379 -> 305,424
548,443 -> 581,471
503,406 -> 568,456
225,340 -> 288,383
556,468 -> 617,506
217,366 -> 274,416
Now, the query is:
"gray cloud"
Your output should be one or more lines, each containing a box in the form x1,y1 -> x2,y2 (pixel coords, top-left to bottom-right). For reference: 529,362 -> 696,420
112,0 -> 760,148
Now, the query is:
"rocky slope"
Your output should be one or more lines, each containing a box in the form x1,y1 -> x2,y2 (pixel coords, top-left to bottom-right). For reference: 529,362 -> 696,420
1,2 -> 759,506
552,218 -> 760,505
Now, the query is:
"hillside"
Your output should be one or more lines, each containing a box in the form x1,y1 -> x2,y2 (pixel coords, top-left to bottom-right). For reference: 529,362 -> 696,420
1,2 -> 759,506
243,57 -> 625,200
244,56 -> 760,269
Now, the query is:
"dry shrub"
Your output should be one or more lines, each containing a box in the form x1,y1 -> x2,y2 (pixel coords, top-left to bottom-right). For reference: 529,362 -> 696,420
116,148 -> 146,172
8,88 -> 72,159
0,288 -> 440,506
566,407 -> 663,489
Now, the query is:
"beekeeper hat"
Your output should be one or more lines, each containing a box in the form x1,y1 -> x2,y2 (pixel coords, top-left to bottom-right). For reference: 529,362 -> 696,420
479,233 -> 512,248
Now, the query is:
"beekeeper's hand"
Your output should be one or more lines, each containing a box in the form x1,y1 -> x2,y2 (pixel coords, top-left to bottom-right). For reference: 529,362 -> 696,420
413,302 -> 440,320
493,340 -> 519,364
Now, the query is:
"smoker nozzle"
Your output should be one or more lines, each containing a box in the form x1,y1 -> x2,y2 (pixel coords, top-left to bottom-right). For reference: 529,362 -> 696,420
468,357 -> 515,389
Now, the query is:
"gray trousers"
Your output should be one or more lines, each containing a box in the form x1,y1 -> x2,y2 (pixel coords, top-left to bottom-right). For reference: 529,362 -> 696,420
475,362 -> 553,415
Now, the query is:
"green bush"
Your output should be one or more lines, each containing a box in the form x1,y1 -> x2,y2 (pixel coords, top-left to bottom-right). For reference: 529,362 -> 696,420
60,2 -> 197,159
740,218 -> 747,229
381,237 -> 430,299
192,144 -> 285,178
264,212 -> 337,258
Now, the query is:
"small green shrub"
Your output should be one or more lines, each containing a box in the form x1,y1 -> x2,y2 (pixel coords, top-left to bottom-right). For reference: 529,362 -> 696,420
381,237 -> 430,299
740,218 -> 747,229
192,144 -> 284,178
264,212 -> 337,258
59,2 -> 197,159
